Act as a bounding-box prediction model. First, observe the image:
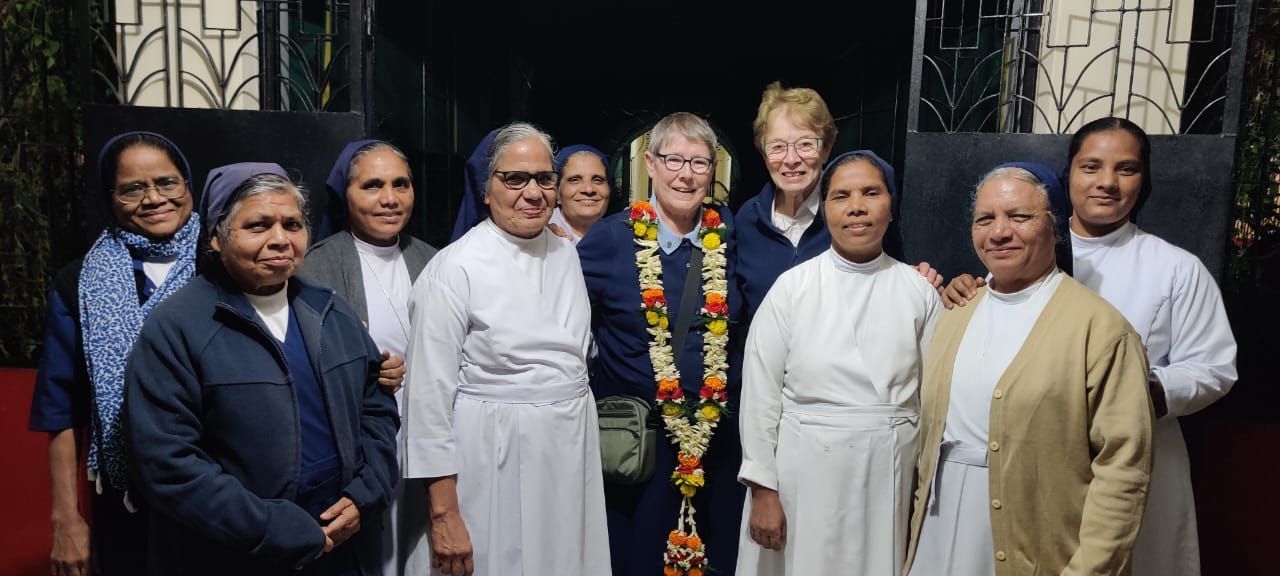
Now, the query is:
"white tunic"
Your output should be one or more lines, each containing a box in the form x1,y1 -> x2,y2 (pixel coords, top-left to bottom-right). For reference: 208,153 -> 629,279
352,236 -> 421,576
736,250 -> 940,575
548,207 -> 584,246
402,218 -> 611,576
910,270 -> 1063,576
1072,222 -> 1237,576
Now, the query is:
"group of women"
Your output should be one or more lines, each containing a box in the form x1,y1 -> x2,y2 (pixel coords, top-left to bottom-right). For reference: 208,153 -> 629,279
28,80 -> 1234,576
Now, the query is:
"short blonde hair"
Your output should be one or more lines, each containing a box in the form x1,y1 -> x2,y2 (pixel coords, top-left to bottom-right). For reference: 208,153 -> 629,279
752,81 -> 837,156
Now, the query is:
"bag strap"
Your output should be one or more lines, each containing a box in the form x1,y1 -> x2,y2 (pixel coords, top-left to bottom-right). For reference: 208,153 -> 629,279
670,245 -> 704,365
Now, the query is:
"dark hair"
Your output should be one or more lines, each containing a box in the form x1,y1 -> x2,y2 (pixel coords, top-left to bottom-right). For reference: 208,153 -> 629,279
99,132 -> 189,193
1066,117 -> 1152,219
347,141 -> 413,184
819,151 -> 889,200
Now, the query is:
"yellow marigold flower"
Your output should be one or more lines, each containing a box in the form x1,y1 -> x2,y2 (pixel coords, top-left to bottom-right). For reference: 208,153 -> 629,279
646,310 -> 659,326
659,315 -> 669,329
662,403 -> 683,417
634,222 -> 648,237
703,232 -> 721,250
687,535 -> 703,549
707,319 -> 728,335
698,404 -> 721,422
680,484 -> 698,498
687,472 -> 705,487
646,227 -> 659,241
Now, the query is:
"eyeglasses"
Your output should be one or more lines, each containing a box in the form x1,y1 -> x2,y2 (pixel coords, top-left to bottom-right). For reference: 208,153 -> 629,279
492,170 -> 560,190
764,137 -> 822,160
112,177 -> 188,204
656,153 -> 713,175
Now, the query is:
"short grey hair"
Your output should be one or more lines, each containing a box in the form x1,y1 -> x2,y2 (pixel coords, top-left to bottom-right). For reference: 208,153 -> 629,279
971,166 -> 1063,244
215,173 -> 310,244
647,112 -> 717,159
485,122 -> 556,194
348,141 -> 412,184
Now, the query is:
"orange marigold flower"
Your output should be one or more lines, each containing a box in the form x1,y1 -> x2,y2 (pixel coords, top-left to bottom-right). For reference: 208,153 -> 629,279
678,453 -> 701,468
705,377 -> 725,390
702,209 -> 722,228
687,535 -> 703,549
632,201 -> 656,221
664,567 -> 683,576
706,292 -> 726,305
658,379 -> 680,393
668,530 -> 687,547
689,569 -> 704,576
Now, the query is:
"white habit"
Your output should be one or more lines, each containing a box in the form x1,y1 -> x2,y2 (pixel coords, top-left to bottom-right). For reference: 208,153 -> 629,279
402,218 -> 611,575
548,207 -> 584,246
352,236 -> 423,576
736,249 -> 940,575
1072,222 -> 1237,576
909,269 -> 1063,576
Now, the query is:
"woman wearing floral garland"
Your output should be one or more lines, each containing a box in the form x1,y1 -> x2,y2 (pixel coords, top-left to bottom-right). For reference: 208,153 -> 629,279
402,122 -> 610,575
578,111 -> 745,576
735,151 -> 940,575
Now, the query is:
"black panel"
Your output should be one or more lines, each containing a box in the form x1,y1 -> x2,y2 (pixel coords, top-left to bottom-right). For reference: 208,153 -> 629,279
900,132 -> 1235,281
82,104 -> 366,246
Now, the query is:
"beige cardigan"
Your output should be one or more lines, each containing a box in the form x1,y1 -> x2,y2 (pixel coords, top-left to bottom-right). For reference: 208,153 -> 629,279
905,274 -> 1154,576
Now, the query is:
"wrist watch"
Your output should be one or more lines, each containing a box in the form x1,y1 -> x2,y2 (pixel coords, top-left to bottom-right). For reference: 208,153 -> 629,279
1148,368 -> 1168,419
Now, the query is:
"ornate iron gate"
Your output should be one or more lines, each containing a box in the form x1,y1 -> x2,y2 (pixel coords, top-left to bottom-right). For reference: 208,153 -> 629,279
899,0 -> 1254,279
76,0 -> 372,237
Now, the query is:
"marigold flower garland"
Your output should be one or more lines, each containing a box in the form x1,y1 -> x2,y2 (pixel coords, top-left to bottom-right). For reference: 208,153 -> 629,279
628,201 -> 730,575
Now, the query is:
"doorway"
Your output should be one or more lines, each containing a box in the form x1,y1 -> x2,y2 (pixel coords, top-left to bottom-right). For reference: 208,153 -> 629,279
370,1 -> 917,247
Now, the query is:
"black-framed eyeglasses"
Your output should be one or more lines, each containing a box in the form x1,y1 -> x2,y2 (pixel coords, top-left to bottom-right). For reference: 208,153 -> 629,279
492,170 -> 560,190
656,152 -> 713,175
763,137 -> 822,160
111,177 -> 188,204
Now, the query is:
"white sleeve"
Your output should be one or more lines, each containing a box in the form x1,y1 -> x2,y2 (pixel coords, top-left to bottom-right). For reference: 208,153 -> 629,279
736,285 -> 792,491
1152,260 -> 1238,418
402,270 -> 470,479
919,277 -> 943,358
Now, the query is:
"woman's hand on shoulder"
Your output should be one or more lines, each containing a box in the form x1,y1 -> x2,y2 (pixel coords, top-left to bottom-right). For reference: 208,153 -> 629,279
942,274 -> 984,309
915,262 -> 945,292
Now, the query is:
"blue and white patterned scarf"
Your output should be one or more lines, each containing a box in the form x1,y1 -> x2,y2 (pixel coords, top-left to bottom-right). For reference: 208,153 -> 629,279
79,212 -> 200,491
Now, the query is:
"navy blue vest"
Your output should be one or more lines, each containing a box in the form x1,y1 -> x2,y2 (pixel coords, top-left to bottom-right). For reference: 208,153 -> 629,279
281,309 -> 341,500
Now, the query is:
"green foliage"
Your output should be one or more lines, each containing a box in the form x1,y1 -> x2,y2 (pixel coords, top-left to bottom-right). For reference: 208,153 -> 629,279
0,0 -> 79,366
1229,1 -> 1280,297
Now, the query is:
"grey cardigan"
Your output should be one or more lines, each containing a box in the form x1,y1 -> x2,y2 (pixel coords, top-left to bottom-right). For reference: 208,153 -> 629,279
301,231 -> 437,324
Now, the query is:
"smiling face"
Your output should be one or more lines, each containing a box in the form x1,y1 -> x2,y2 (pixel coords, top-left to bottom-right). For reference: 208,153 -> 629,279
1068,129 -> 1145,237
823,159 -> 892,263
971,177 -> 1057,293
644,133 -> 713,232
111,145 -> 193,240
211,190 -> 309,295
762,106 -> 831,199
346,149 -> 414,246
557,152 -> 610,232
485,137 -> 556,239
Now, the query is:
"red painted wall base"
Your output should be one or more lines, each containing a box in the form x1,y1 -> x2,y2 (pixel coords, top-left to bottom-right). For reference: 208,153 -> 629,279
1,368 -> 53,576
